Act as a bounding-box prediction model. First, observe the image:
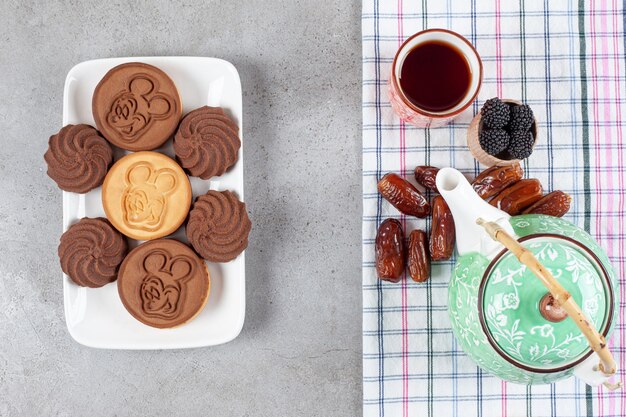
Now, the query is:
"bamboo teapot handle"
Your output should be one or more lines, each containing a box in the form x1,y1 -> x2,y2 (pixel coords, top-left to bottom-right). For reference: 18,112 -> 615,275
476,218 -> 620,389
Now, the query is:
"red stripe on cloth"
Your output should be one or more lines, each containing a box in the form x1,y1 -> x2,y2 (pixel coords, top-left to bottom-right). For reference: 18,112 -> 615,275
495,1 -> 507,415
396,2 -> 409,417
589,1 -> 604,413
598,2 -> 615,414
495,0 -> 503,98
501,380 -> 507,417
599,0 -> 614,261
610,0 -> 625,413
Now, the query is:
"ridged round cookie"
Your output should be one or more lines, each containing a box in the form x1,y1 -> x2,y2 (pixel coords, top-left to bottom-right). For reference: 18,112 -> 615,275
59,217 -> 128,288
173,106 -> 241,179
92,62 -> 182,151
186,190 -> 251,262
117,239 -> 210,329
102,151 -> 192,241
44,124 -> 113,193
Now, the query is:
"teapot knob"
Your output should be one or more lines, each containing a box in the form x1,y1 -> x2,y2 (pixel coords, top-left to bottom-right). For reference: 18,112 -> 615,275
539,293 -> 568,323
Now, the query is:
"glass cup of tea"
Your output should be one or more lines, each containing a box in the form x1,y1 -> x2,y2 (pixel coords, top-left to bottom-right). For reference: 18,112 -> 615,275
388,29 -> 482,128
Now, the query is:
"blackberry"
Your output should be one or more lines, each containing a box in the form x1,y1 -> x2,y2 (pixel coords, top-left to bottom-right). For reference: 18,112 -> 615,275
508,130 -> 535,160
479,129 -> 510,156
508,104 -> 534,132
480,97 -> 510,129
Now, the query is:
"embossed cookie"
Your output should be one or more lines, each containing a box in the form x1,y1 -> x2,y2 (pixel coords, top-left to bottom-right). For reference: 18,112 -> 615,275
117,239 -> 210,328
44,124 -> 113,193
186,190 -> 251,262
173,106 -> 241,179
92,62 -> 182,151
102,151 -> 192,240
59,217 -> 128,288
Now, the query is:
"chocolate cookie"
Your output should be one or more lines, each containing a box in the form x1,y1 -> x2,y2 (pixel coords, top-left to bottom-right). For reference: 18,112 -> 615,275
186,190 -> 251,262
59,217 -> 128,288
117,239 -> 210,329
173,106 -> 241,179
102,151 -> 192,241
92,62 -> 182,151
44,124 -> 113,193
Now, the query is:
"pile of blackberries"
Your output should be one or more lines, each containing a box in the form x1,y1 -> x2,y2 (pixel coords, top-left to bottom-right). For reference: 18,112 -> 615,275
479,97 -> 535,160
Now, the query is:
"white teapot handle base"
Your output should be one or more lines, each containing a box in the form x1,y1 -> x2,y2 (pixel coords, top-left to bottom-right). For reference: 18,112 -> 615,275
574,353 -> 621,390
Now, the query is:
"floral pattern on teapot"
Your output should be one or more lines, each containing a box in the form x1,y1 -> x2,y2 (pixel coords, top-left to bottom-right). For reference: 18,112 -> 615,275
483,241 -> 606,367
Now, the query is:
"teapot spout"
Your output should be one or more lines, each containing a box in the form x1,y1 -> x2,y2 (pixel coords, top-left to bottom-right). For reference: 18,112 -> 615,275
436,167 -> 515,258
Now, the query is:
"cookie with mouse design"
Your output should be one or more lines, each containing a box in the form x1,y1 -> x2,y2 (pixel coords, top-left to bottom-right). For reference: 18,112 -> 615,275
92,62 -> 182,151
101,151 -> 191,240
117,238 -> 210,328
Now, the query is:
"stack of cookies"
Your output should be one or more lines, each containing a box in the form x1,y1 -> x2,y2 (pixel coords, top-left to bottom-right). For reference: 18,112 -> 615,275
44,62 -> 252,329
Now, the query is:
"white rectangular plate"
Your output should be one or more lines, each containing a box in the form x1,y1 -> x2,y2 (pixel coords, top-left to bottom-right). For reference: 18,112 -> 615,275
62,57 -> 245,349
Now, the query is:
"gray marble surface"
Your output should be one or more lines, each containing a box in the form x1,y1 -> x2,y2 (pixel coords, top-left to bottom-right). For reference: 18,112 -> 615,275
0,1 -> 362,416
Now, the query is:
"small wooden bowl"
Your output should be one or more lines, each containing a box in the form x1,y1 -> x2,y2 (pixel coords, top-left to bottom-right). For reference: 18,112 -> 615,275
467,99 -> 538,167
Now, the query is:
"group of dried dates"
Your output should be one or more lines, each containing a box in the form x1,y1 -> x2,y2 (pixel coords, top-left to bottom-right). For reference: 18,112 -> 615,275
375,162 -> 572,283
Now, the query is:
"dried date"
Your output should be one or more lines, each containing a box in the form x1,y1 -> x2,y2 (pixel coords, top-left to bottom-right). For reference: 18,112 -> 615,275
378,173 -> 431,218
430,196 -> 455,261
375,219 -> 405,282
522,190 -> 572,217
472,163 -> 524,199
490,178 -> 543,215
408,229 -> 430,282
414,166 -> 440,192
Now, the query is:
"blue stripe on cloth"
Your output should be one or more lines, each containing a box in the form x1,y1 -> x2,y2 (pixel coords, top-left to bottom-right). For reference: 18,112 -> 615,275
372,1 -> 385,417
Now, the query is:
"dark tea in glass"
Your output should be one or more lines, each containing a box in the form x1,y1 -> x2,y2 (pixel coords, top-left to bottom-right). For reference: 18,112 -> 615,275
399,40 -> 471,113
388,29 -> 482,127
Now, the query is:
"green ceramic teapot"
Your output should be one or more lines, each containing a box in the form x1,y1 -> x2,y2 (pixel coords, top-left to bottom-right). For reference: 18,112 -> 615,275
436,167 -> 620,388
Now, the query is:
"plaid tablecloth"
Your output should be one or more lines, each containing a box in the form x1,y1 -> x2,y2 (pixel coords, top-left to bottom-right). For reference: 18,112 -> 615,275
361,1 -> 626,416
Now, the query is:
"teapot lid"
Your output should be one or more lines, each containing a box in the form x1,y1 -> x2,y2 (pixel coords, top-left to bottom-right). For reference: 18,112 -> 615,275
478,235 -> 613,372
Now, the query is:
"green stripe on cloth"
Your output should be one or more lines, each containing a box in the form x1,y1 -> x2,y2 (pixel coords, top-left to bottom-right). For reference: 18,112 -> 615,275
519,2 -> 532,411
372,1 -> 385,416
576,1 -> 593,416
578,0 -> 592,236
